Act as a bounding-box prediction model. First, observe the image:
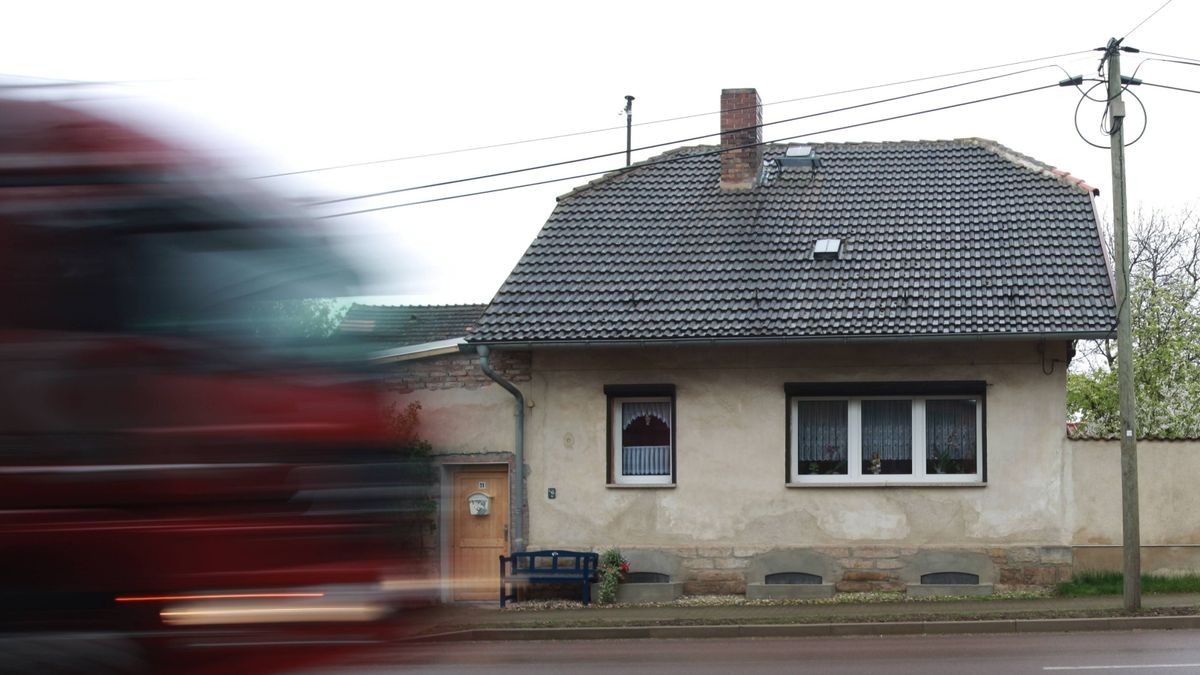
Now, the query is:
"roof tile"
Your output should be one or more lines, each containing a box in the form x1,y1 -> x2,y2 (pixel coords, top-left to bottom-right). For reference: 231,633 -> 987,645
340,304 -> 486,347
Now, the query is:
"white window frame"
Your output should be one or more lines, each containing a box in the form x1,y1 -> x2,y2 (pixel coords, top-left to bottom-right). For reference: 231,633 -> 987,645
789,395 -> 983,486
610,395 -> 674,486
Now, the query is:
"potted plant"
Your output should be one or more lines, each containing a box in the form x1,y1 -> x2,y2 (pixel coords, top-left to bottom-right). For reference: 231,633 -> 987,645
596,548 -> 629,604
868,452 -> 882,475
929,429 -> 962,474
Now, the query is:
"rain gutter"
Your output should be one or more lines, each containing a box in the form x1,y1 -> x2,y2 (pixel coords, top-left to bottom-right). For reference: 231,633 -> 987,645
367,337 -> 464,365
465,330 -> 1114,350
475,345 -> 526,552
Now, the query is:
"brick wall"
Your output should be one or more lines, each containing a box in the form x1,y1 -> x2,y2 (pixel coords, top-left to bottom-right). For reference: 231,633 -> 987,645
387,350 -> 530,393
719,88 -> 762,189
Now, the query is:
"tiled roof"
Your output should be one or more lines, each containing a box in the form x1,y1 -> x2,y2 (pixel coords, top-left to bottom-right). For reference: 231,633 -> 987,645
339,304 -> 486,347
470,139 -> 1116,344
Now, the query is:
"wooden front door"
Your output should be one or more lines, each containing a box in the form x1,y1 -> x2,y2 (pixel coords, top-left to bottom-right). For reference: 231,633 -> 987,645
451,466 -> 509,601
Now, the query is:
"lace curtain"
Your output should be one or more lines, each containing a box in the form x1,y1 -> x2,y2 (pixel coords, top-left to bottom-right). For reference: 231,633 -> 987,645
621,401 -> 671,476
795,400 -> 848,462
862,400 -> 912,461
925,399 -> 976,459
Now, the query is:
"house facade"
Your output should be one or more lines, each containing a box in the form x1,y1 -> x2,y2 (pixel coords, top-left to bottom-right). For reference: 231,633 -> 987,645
453,87 -> 1125,595
386,89 -> 1200,597
516,341 -> 1077,592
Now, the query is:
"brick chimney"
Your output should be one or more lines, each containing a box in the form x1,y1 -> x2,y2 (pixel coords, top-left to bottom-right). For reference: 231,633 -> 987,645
719,88 -> 763,190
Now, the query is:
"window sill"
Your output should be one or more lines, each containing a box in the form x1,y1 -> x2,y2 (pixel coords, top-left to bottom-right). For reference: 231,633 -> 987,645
787,481 -> 986,488
606,483 -> 676,489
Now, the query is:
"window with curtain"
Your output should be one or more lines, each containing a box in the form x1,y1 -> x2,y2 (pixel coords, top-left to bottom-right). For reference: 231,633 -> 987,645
795,400 -> 848,475
790,391 -> 983,485
861,400 -> 913,475
925,399 -> 978,475
608,393 -> 674,485
620,400 -> 671,477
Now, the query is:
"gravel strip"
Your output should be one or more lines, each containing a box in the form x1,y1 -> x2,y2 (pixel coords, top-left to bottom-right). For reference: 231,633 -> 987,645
499,590 -> 1052,612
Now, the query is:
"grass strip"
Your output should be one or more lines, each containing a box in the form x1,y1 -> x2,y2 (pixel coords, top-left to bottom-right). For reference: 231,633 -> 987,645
1057,571 -> 1200,597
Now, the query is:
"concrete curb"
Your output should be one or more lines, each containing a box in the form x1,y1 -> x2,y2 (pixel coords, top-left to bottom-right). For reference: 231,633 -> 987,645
413,614 -> 1200,642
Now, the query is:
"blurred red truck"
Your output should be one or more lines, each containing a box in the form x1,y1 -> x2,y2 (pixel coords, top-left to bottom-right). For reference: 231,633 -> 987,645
0,97 -> 428,669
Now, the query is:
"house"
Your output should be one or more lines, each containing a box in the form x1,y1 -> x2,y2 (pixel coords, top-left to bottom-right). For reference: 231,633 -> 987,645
448,87 -> 1133,597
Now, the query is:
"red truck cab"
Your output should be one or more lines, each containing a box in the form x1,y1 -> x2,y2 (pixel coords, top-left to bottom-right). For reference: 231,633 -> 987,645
0,97 -> 428,669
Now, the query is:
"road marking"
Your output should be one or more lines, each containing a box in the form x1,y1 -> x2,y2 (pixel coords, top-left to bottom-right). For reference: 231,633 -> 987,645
1044,665 -> 1200,671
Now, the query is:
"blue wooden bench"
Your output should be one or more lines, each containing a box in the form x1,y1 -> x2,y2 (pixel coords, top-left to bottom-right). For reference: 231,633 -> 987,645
499,550 -> 599,607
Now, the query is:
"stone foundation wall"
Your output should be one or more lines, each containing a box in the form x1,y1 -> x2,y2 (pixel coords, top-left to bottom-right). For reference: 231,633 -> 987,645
615,545 -> 1074,595
992,546 -> 1074,587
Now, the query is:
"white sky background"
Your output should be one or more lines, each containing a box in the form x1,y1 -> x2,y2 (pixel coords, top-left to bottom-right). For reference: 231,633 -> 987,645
4,0 -> 1199,305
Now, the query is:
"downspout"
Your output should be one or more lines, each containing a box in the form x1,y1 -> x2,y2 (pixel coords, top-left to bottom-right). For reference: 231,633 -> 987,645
477,345 -> 525,552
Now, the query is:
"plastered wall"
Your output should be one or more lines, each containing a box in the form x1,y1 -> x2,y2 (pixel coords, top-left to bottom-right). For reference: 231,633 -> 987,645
522,340 -> 1073,550
386,352 -> 526,456
1069,439 -> 1200,573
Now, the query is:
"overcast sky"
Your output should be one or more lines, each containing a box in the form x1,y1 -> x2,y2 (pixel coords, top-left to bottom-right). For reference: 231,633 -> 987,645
6,0 -> 1199,305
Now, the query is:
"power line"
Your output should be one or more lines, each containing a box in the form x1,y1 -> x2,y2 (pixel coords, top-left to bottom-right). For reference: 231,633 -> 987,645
1123,0 -> 1174,39
315,82 -> 1058,219
0,76 -> 184,90
309,65 -> 1061,207
1141,81 -> 1200,95
0,81 -> 119,90
254,48 -> 1093,180
0,72 -> 86,83
1140,50 -> 1200,63
1141,57 -> 1200,70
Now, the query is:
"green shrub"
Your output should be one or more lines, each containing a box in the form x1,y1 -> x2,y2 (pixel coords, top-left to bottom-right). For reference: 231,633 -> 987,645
597,548 -> 629,604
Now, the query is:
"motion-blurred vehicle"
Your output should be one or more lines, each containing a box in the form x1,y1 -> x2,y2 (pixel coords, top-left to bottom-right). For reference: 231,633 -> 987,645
0,97 -> 429,671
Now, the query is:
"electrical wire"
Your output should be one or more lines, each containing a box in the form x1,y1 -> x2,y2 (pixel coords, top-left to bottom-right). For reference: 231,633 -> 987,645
1082,40 -> 1157,149
253,49 -> 1094,180
1123,0 -> 1174,39
1139,57 -> 1200,69
0,72 -> 88,84
1139,50 -> 1200,64
315,82 -> 1059,219
309,65 -> 1061,207
0,80 -> 123,90
0,75 -> 186,89
1073,81 -> 1148,150
1141,81 -> 1200,95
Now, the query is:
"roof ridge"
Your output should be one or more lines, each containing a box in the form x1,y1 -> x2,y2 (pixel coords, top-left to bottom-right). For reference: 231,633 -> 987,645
555,146 -> 707,203
802,139 -> 969,147
556,139 -> 1062,203
966,137 -> 1099,196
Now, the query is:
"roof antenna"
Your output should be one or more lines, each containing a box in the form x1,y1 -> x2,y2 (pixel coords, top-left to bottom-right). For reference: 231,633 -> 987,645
624,95 -> 635,167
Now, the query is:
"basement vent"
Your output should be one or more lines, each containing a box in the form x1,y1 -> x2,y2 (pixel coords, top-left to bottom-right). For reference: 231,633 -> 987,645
626,572 -> 670,584
813,238 -> 842,261
920,572 -> 980,585
764,572 -> 823,585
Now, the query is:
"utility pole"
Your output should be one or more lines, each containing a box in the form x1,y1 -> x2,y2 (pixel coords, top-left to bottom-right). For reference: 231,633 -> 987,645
624,95 -> 635,167
1105,36 -> 1141,612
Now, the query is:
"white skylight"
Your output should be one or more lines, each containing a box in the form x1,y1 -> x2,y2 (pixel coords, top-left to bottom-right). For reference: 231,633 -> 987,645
813,238 -> 842,260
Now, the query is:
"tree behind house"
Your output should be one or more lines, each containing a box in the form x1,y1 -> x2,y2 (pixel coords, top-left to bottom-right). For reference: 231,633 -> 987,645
1069,207 -> 1200,438
252,298 -> 350,342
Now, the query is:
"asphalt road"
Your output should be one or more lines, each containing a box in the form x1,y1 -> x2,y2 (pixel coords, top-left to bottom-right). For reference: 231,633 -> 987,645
292,629 -> 1200,674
